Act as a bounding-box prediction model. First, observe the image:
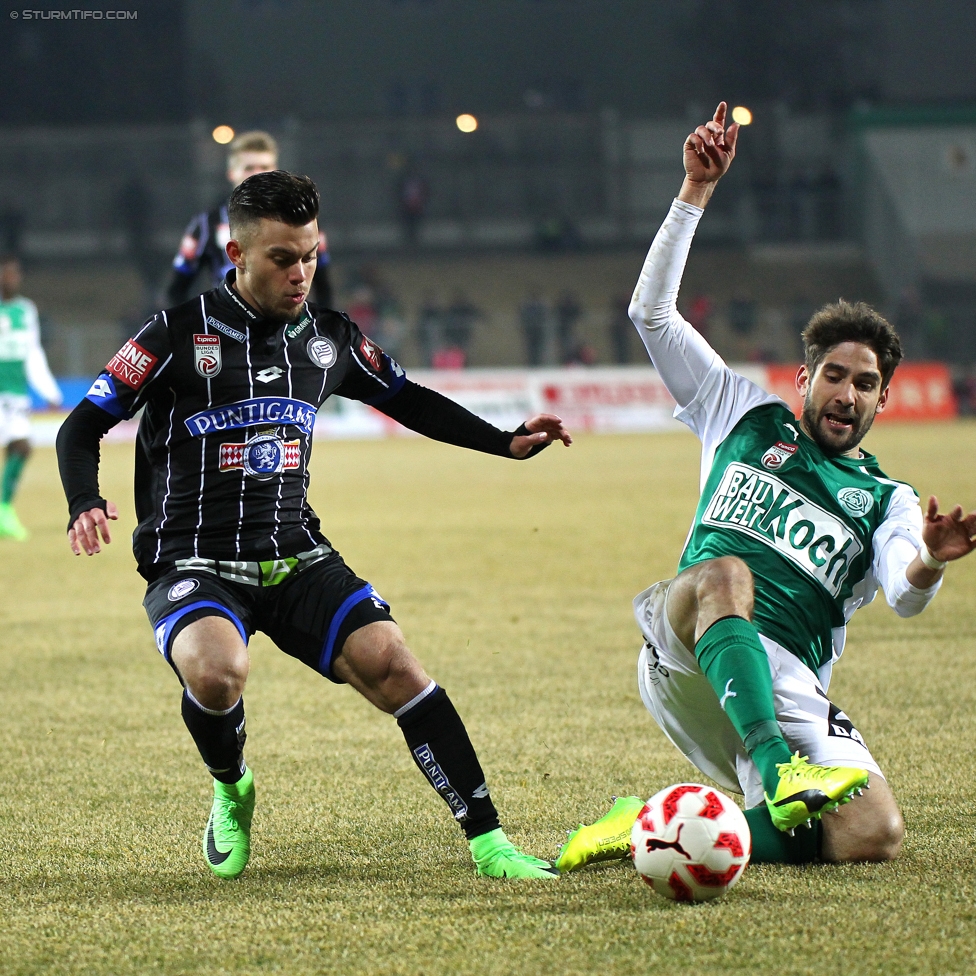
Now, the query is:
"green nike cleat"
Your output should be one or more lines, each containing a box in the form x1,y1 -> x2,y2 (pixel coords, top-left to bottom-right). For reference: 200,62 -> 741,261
555,795 -> 644,872
203,767 -> 255,879
470,828 -> 560,879
765,753 -> 869,832
0,503 -> 28,541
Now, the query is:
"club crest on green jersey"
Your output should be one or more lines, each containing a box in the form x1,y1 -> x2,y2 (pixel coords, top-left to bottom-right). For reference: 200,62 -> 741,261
836,487 -> 874,518
761,441 -> 797,470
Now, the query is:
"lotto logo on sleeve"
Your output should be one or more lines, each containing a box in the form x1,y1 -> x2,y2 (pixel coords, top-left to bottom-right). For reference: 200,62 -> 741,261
87,376 -> 116,400
105,339 -> 158,390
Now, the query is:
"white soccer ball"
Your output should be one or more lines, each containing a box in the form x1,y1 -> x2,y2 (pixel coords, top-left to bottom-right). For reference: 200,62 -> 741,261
630,783 -> 751,902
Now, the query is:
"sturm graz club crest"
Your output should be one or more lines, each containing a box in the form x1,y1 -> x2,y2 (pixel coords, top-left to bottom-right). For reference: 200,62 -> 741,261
219,428 -> 301,480
760,441 -> 797,470
306,336 -> 337,369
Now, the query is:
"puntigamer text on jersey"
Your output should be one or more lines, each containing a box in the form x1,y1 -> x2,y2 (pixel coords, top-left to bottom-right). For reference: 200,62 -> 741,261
702,462 -> 863,597
184,397 -> 318,437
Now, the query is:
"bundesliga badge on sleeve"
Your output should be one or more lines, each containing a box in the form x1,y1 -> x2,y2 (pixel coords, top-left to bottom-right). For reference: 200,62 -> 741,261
193,334 -> 222,378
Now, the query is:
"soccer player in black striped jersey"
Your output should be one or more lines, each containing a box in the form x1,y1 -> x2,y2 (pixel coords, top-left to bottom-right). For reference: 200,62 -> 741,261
57,170 -> 571,880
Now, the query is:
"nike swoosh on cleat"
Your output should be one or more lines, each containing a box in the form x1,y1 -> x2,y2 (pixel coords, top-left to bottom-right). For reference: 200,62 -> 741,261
206,821 -> 233,865
772,789 -> 831,813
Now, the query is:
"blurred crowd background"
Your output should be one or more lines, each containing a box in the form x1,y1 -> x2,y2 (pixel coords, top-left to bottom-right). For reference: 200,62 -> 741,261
1,0 -> 974,409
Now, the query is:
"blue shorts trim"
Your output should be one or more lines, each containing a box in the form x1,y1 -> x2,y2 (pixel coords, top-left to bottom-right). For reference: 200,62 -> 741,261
318,584 -> 389,679
152,600 -> 248,663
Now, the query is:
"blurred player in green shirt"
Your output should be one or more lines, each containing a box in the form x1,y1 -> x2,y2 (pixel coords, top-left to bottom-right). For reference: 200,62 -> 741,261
0,256 -> 62,539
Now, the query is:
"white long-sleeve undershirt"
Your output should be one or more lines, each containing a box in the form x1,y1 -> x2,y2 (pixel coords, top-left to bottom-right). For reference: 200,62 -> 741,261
628,198 -> 940,623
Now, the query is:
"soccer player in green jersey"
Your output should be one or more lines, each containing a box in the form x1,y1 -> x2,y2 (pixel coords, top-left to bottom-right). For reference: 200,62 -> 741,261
557,104 -> 976,870
0,256 -> 62,540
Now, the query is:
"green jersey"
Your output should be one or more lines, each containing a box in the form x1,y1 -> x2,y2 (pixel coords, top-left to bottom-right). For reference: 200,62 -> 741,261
0,296 -> 60,405
0,298 -> 35,395
678,398 -> 916,671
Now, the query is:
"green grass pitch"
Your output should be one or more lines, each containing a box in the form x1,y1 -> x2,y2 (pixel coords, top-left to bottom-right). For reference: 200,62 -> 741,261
1,423 -> 975,976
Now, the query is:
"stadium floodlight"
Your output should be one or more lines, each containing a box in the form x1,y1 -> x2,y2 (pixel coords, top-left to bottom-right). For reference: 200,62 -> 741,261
456,114 -> 478,133
212,125 -> 236,145
731,106 -> 753,126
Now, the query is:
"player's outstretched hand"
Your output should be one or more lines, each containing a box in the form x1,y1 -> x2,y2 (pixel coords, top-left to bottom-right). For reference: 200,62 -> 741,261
683,102 -> 739,186
69,501 -> 119,556
510,414 -> 572,459
922,495 -> 976,563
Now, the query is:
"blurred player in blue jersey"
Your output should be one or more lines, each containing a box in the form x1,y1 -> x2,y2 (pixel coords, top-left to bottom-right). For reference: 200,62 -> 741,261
166,131 -> 333,308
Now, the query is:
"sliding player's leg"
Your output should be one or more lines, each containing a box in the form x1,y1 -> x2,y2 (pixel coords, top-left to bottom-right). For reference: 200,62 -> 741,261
666,561 -> 868,830
735,649 -> 902,863
558,579 -> 879,871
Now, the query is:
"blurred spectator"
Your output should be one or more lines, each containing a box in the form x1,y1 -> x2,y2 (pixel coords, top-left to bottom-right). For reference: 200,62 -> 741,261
0,209 -> 24,257
375,292 -> 408,361
565,342 -> 598,367
555,291 -> 582,364
728,298 -> 757,335
953,370 -> 976,416
166,131 -> 333,307
894,287 -> 925,359
347,284 -> 379,335
398,170 -> 429,244
685,294 -> 713,340
119,177 -> 157,317
415,294 -> 442,368
442,292 -> 480,365
520,291 -> 549,366
431,347 -> 466,370
609,295 -> 633,365
346,268 -> 406,358
535,215 -> 581,252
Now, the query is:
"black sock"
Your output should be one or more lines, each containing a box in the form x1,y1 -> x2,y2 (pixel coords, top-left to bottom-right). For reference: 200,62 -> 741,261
180,690 -> 247,784
396,683 -> 501,840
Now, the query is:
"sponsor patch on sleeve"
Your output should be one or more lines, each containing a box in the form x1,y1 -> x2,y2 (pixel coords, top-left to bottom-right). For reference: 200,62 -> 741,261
359,336 -> 382,371
105,339 -> 158,390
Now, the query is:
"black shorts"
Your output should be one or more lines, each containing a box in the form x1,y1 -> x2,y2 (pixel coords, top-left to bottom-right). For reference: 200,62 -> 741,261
143,551 -> 394,683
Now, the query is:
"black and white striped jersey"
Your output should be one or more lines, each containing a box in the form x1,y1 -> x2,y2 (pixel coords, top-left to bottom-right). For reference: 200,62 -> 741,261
83,273 -> 406,577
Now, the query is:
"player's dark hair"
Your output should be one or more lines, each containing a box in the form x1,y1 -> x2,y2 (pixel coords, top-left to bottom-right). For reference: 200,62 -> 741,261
228,170 -> 319,238
802,300 -> 903,389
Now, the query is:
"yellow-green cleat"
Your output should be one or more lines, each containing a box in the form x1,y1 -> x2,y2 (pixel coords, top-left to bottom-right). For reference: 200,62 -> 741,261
764,753 -> 868,833
555,795 -> 645,873
203,767 -> 255,879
